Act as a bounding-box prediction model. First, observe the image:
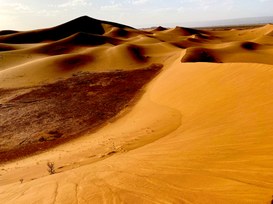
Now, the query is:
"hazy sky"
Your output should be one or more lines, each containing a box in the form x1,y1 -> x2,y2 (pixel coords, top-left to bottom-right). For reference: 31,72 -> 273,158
0,0 -> 273,30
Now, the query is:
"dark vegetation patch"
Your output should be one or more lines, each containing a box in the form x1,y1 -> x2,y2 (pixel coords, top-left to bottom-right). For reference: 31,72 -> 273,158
0,64 -> 162,163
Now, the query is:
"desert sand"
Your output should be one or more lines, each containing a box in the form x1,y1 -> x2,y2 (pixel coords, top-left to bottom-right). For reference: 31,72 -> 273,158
0,16 -> 273,203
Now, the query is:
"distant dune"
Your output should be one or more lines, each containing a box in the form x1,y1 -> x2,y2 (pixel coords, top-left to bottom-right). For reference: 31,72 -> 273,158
0,16 -> 273,204
170,16 -> 273,28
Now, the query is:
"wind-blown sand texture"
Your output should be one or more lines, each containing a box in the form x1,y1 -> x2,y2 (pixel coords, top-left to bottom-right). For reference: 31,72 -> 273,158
0,16 -> 273,203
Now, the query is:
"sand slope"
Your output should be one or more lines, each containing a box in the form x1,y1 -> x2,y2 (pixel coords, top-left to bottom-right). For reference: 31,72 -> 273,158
0,17 -> 273,203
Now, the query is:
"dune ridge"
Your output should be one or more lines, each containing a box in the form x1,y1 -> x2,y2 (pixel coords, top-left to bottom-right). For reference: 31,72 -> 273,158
0,16 -> 273,204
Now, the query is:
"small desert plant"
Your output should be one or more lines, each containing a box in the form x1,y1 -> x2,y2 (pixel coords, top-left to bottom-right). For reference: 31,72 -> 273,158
47,162 -> 55,175
19,178 -> 24,184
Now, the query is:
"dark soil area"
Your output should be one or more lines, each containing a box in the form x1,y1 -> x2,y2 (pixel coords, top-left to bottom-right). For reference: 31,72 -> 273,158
0,64 -> 162,163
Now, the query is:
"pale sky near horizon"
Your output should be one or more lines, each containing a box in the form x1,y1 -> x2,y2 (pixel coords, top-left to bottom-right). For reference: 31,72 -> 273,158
0,0 -> 273,30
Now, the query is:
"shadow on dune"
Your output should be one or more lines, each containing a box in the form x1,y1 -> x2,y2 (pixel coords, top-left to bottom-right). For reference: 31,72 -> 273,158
241,41 -> 260,50
181,47 -> 222,63
33,32 -> 122,55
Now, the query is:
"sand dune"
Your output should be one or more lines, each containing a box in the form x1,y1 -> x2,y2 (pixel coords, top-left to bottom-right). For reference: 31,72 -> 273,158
0,16 -> 273,203
0,16 -> 132,44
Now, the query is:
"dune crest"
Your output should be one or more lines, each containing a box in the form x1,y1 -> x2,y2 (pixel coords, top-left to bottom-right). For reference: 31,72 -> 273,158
0,16 -> 273,204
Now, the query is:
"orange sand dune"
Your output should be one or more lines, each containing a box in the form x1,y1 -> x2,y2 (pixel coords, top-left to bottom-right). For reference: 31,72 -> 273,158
0,16 -> 273,204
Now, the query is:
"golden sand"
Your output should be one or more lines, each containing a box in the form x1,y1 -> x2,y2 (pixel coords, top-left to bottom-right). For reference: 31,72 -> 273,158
0,17 -> 273,203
